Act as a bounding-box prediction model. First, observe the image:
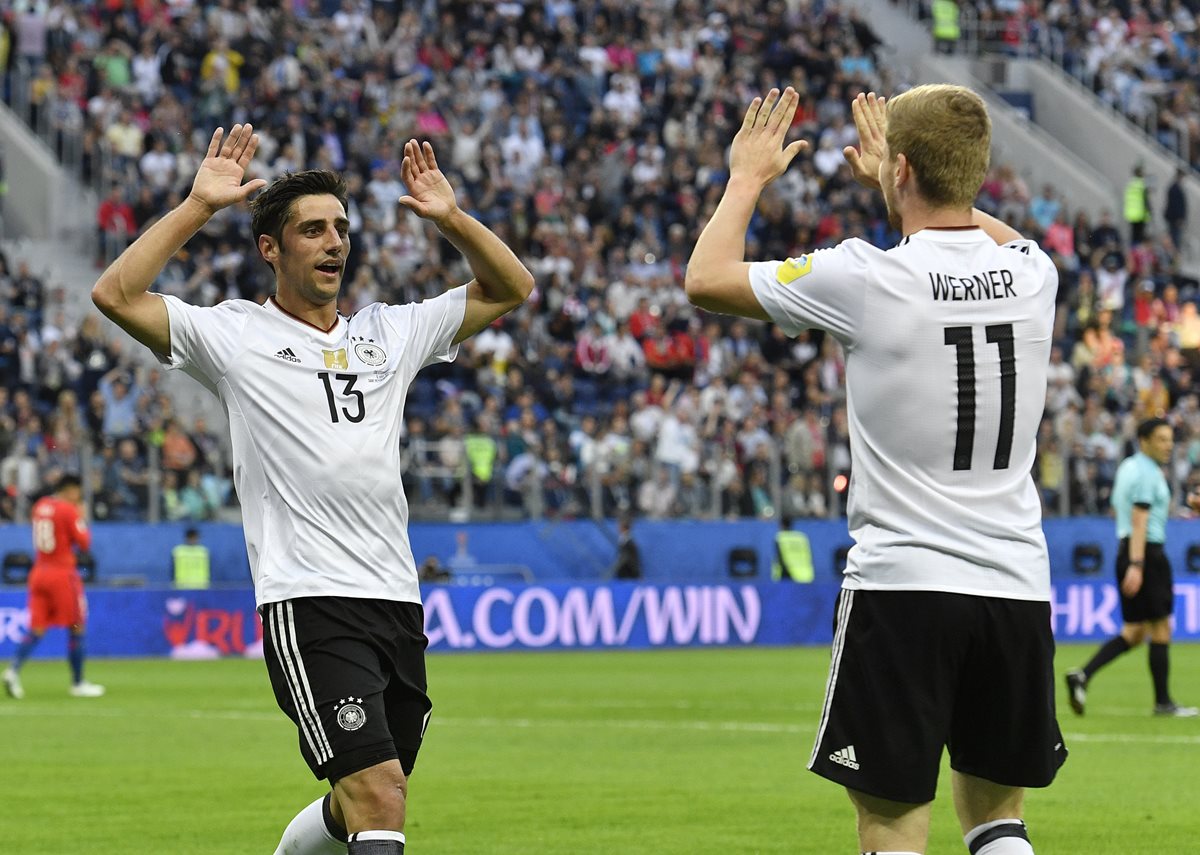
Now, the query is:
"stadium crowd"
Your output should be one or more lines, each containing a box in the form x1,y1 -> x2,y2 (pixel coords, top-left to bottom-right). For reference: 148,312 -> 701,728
941,0 -> 1200,168
0,0 -> 1198,523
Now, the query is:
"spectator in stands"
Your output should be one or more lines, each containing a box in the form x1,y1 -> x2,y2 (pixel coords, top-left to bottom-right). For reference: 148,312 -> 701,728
96,184 -> 137,267
97,366 -> 140,439
1164,168 -> 1188,253
1124,165 -> 1151,245
103,437 -> 148,521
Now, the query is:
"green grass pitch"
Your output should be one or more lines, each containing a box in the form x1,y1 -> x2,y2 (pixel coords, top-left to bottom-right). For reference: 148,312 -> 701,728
2,643 -> 1198,853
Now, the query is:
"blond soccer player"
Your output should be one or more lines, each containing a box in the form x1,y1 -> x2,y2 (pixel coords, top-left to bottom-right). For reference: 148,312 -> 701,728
685,86 -> 1066,855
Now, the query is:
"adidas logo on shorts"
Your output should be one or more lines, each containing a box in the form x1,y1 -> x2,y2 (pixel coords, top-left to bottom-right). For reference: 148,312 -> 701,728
829,745 -> 860,770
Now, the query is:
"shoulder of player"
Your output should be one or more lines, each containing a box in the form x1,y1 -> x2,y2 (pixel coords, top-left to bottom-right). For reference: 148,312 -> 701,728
1000,238 -> 1055,265
166,294 -> 259,314
790,238 -> 878,271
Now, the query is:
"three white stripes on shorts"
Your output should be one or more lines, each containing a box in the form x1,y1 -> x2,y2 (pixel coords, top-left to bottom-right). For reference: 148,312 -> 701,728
808,589 -> 855,770
267,601 -> 334,764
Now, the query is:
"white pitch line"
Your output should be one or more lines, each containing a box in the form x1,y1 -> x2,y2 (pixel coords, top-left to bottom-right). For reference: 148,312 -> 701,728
533,698 -> 822,714
2,706 -> 1198,745
1063,732 -> 1200,745
434,715 -> 812,735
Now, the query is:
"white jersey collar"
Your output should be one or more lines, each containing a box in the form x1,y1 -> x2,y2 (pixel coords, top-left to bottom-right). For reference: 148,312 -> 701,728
265,296 -> 344,337
906,226 -> 990,243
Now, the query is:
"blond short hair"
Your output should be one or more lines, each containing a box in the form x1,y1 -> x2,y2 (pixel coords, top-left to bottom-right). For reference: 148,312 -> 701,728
886,84 -> 991,209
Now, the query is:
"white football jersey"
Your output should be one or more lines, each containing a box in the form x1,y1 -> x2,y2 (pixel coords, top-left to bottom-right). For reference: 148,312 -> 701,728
750,228 -> 1057,600
157,290 -> 466,607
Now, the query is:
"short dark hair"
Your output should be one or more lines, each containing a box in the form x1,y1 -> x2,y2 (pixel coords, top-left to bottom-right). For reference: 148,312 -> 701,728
249,170 -> 348,265
56,473 -> 82,492
1137,417 -> 1170,441
185,527 -> 200,540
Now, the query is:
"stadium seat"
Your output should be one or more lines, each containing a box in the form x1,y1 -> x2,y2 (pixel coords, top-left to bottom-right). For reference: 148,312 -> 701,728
1072,543 -> 1103,575
727,547 -> 759,578
1,551 -> 33,585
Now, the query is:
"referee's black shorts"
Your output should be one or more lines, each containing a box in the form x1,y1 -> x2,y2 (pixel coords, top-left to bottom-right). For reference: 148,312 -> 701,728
261,596 -> 432,783
1117,539 -> 1174,623
808,588 -> 1067,804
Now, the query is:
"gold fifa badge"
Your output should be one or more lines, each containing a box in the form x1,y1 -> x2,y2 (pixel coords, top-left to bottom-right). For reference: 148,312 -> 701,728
322,348 -> 349,370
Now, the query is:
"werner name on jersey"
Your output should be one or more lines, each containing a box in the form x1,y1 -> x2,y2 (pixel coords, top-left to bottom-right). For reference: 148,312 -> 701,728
749,229 -> 1057,601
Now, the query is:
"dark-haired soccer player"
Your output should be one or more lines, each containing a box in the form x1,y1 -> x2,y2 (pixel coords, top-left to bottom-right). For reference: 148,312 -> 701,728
686,87 -> 1066,854
92,125 -> 533,855
3,474 -> 104,699
1066,418 -> 1198,717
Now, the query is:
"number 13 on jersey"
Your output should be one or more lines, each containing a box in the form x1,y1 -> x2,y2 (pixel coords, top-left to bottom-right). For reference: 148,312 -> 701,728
944,323 -> 1016,471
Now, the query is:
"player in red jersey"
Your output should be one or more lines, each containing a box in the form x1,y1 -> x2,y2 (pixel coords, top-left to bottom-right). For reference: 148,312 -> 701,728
3,474 -> 105,699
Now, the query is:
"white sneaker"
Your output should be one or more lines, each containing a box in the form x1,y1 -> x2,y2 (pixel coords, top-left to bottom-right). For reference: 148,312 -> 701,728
2,667 -> 24,700
1154,701 -> 1199,717
68,681 -> 105,698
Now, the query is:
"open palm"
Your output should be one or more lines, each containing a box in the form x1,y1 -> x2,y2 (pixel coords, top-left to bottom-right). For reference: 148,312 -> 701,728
730,87 -> 808,188
844,92 -> 887,190
399,139 -> 457,223
189,124 -> 267,213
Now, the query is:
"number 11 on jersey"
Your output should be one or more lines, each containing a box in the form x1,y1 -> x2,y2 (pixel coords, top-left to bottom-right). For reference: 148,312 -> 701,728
944,323 -> 1016,471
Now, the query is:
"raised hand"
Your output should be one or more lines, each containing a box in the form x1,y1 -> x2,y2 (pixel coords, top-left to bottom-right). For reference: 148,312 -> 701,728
398,139 -> 458,225
729,87 -> 809,189
188,125 -> 268,214
844,92 -> 887,190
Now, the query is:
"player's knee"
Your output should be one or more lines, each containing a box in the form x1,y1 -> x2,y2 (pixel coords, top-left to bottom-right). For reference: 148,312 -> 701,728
336,764 -> 408,825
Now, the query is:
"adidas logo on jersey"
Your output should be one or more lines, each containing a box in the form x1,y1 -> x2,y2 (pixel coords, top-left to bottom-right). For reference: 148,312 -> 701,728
274,348 -> 301,363
829,745 -> 859,770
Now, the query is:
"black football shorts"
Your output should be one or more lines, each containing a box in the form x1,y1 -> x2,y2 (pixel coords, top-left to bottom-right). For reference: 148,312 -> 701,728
808,588 -> 1068,804
261,596 -> 432,783
1117,540 -> 1174,623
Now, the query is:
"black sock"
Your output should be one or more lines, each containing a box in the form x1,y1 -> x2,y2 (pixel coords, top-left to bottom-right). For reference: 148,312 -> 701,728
1149,642 -> 1171,705
1083,635 -> 1130,680
321,793 -> 347,843
347,831 -> 404,854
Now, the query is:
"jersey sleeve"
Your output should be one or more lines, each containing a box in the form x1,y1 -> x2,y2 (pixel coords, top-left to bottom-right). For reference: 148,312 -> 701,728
1128,465 -> 1157,507
1002,239 -> 1060,302
381,286 -> 467,371
748,240 -> 871,344
156,295 -> 253,394
67,505 -> 91,552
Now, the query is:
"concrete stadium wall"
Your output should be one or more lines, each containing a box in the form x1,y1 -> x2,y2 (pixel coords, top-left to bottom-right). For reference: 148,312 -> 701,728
0,101 -> 79,240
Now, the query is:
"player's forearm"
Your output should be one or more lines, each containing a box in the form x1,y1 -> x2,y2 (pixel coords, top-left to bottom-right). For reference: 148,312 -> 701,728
685,177 -> 760,297
437,208 -> 533,308
971,208 -> 1023,245
1129,510 -> 1150,561
93,195 -> 213,310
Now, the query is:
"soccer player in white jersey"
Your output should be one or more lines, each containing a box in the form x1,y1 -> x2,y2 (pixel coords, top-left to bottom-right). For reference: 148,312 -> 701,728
685,87 -> 1067,855
92,125 -> 533,855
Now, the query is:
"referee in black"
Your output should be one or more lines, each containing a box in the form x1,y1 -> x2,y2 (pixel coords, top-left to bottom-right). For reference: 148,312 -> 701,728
1066,418 -> 1198,717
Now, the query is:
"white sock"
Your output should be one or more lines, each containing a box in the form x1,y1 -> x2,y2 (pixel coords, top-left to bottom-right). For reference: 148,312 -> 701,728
274,794 -> 346,855
964,819 -> 1034,854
